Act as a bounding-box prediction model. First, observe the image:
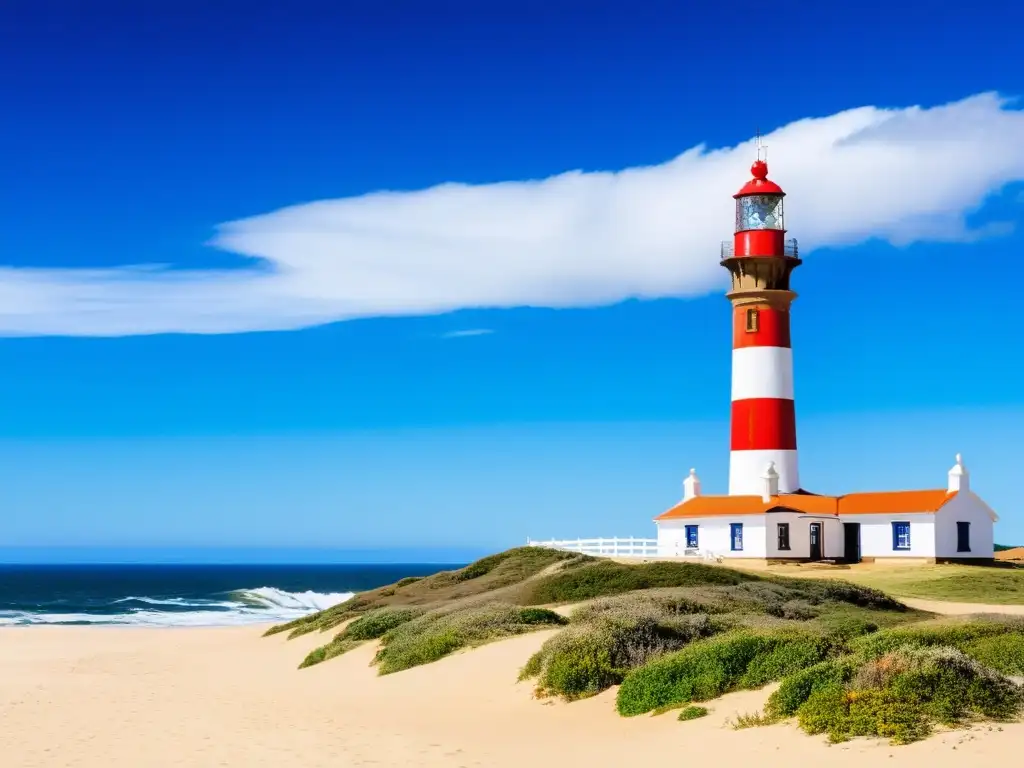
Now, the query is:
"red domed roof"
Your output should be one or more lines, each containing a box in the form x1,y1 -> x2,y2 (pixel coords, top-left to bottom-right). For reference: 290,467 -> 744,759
734,160 -> 784,198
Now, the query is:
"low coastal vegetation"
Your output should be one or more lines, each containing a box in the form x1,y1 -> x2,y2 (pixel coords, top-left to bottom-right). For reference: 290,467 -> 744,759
829,562 -> 1024,605
267,547 -> 1024,745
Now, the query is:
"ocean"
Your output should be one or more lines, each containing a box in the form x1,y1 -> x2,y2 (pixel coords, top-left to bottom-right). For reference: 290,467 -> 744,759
0,563 -> 459,627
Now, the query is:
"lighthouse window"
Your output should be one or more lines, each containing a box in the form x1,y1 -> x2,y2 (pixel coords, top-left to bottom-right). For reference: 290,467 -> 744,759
736,195 -> 784,232
685,525 -> 699,549
745,308 -> 760,333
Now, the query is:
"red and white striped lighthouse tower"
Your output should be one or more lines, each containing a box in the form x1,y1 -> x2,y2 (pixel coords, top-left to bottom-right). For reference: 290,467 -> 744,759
722,158 -> 802,495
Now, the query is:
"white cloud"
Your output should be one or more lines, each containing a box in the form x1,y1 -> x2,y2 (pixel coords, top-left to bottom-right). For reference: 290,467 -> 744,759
440,329 -> 494,339
3,92 -> 1024,337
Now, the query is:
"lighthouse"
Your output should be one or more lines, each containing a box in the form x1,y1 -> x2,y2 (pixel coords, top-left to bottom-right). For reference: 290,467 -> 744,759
722,159 -> 801,495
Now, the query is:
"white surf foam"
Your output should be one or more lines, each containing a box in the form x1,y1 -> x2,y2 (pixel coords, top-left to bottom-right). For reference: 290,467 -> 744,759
0,587 -> 354,627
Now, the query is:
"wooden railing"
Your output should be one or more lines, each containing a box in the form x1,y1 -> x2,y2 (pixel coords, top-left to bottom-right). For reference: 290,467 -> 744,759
526,536 -> 659,558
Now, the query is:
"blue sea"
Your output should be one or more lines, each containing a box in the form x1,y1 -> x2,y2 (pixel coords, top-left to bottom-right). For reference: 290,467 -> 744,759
0,564 -> 459,627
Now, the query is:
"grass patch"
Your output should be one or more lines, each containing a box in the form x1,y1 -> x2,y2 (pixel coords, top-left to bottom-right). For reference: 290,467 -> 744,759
615,628 -> 853,717
520,560 -> 760,605
373,603 -> 567,675
796,646 -> 1023,744
678,705 -> 709,721
836,564 -> 1024,605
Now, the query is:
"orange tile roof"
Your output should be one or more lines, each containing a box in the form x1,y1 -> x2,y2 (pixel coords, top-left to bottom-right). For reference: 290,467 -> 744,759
838,489 -> 956,515
654,489 -> 957,521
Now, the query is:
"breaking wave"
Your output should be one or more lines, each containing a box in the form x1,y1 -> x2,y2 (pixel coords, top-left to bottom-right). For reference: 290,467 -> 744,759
0,586 -> 353,627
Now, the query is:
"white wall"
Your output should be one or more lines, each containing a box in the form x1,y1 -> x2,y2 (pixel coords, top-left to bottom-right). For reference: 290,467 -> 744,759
657,514 -> 844,559
934,492 -> 995,558
764,513 -> 843,560
657,516 -> 766,558
843,513 -> 936,558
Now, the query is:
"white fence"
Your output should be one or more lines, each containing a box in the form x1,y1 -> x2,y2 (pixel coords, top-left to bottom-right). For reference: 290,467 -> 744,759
526,536 -> 659,558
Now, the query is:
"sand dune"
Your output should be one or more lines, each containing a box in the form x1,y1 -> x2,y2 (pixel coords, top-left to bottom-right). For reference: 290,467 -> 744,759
2,603 -> 1024,767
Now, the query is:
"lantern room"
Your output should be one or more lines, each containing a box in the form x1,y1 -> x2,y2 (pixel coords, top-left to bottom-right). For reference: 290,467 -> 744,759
724,160 -> 797,262
734,159 -> 785,233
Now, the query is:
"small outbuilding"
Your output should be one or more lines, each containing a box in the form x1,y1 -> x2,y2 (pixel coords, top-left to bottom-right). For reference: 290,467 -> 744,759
654,455 -> 997,564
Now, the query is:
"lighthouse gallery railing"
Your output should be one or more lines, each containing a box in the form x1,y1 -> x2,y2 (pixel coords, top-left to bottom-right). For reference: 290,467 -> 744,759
720,237 -> 799,259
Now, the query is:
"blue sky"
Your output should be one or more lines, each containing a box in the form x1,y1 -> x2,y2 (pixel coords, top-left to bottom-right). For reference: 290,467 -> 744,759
0,0 -> 1022,562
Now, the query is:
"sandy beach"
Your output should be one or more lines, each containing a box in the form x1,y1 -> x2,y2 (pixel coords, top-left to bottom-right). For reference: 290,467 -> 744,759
1,598 -> 1023,767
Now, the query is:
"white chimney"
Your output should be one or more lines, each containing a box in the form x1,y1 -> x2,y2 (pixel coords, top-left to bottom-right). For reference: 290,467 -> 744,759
948,453 -> 969,493
682,468 -> 702,501
761,461 -> 779,502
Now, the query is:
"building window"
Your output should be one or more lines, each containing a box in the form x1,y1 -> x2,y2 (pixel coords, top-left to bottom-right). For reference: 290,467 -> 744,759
731,523 -> 744,551
685,525 -> 699,549
892,522 -> 911,551
777,523 -> 790,551
957,522 -> 971,553
745,308 -> 759,333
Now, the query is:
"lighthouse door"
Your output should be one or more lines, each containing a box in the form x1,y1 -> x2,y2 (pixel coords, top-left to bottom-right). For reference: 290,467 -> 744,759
808,523 -> 822,561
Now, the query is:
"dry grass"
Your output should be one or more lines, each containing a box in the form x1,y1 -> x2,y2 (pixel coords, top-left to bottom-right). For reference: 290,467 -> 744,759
265,547 -> 591,639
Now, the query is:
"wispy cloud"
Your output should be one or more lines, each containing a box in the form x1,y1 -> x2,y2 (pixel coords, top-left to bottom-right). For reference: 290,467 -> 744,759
440,329 -> 494,339
3,92 -> 1024,337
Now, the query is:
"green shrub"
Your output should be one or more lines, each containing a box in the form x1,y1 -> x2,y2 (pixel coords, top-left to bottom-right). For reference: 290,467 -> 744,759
796,646 -> 1023,744
852,618 -> 1024,659
963,634 -> 1024,675
522,560 -> 759,605
615,630 -> 844,716
298,638 -> 363,669
373,603 -> 567,675
523,612 -> 721,700
395,576 -> 423,588
678,705 -> 709,721
342,607 -> 423,641
799,685 -> 928,745
766,658 -> 857,718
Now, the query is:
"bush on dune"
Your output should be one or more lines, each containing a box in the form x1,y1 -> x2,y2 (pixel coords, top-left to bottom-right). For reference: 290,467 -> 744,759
797,646 -> 1023,744
678,705 -> 709,721
522,608 -> 723,700
765,658 -> 859,718
299,638 -> 364,669
760,619 -> 1024,743
373,603 -> 567,675
615,629 -> 851,716
852,616 -> 1024,670
343,607 -> 424,641
298,606 -> 426,669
